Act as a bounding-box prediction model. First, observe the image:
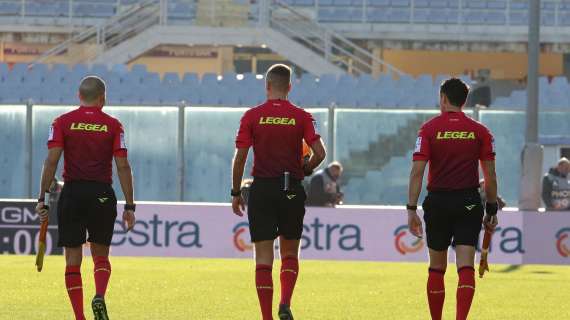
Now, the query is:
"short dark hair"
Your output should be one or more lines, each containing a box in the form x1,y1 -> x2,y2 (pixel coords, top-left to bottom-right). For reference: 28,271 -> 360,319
440,78 -> 469,108
266,64 -> 292,92
79,76 -> 106,104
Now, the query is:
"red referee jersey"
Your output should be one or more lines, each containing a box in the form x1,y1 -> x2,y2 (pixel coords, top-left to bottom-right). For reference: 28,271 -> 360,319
235,99 -> 321,179
413,111 -> 495,191
47,106 -> 127,184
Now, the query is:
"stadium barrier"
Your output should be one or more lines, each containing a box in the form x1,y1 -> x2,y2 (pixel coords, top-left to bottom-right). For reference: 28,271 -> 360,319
1,200 -> 569,265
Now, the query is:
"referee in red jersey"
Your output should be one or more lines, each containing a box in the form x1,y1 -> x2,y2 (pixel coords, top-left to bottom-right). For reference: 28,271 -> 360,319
35,76 -> 136,320
407,78 -> 499,320
232,64 -> 326,320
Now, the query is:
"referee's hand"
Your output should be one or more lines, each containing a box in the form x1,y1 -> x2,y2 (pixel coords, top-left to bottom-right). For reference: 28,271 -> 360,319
232,196 -> 245,217
35,202 -> 49,223
123,209 -> 136,231
407,210 -> 424,239
483,214 -> 498,233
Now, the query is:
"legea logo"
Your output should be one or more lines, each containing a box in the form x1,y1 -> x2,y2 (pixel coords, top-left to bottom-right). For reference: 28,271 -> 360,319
394,225 -> 424,255
233,222 -> 253,252
555,228 -> 570,258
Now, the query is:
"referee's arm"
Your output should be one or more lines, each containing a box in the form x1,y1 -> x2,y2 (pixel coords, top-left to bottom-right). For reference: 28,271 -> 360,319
303,139 -> 326,175
35,147 -> 62,222
407,160 -> 427,238
231,148 -> 249,216
115,156 -> 135,230
37,147 -> 63,205
115,156 -> 134,205
480,160 -> 498,204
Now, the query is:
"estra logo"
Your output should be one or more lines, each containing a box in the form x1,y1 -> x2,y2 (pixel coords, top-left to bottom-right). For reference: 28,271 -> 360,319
394,225 -> 424,255
233,222 -> 253,252
555,228 -> 570,258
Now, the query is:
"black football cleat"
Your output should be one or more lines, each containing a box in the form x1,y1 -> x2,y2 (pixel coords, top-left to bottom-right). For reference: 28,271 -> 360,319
278,304 -> 294,320
92,295 -> 110,320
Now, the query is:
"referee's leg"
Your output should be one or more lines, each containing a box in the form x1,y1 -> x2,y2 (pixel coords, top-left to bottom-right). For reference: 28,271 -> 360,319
279,238 -> 300,311
64,247 -> 86,320
254,241 -> 276,320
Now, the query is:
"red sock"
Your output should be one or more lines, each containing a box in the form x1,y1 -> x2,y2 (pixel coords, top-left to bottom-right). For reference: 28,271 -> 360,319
456,267 -> 476,320
255,264 -> 274,320
427,268 -> 446,320
65,266 -> 85,320
279,257 -> 299,306
93,256 -> 112,297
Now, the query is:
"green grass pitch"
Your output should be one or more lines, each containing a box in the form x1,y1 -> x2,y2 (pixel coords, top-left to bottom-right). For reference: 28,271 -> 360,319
2,255 -> 569,319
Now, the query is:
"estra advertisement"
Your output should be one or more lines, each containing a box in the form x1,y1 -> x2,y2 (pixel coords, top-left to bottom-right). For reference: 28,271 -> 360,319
1,200 -> 568,265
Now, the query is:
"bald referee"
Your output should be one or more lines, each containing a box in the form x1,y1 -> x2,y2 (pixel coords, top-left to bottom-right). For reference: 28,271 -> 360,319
232,64 -> 326,320
35,76 -> 136,320
407,78 -> 499,320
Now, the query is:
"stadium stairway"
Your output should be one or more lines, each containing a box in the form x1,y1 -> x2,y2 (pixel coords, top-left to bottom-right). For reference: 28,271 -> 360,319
339,114 -> 431,203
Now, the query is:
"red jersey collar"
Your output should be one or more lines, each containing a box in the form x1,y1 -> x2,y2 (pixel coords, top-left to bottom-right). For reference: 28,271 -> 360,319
267,98 -> 288,104
79,105 -> 103,111
443,111 -> 465,117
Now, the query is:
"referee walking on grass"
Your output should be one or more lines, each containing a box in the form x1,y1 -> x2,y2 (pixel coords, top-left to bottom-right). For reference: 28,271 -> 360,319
35,76 -> 136,320
231,64 -> 326,320
406,78 -> 499,320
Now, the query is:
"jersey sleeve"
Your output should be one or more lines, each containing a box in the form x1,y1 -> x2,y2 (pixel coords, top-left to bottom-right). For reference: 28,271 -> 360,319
47,117 -> 64,149
113,121 -> 128,157
479,127 -> 496,161
303,111 -> 321,146
412,127 -> 430,161
235,111 -> 253,148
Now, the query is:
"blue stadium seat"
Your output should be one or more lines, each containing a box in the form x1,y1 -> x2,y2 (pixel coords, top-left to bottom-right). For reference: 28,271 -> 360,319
412,8 -> 430,22
163,72 -> 181,86
0,1 -> 21,15
391,0 -> 411,8
90,64 -> 109,77
333,0 -> 352,6
142,72 -> 161,87
486,12 -> 506,25
131,64 -> 148,75
368,0 -> 390,7
463,11 -> 486,24
510,1 -> 529,10
182,73 -> 200,87
112,64 -> 129,74
413,0 -> 429,7
388,8 -> 411,22
487,1 -> 507,9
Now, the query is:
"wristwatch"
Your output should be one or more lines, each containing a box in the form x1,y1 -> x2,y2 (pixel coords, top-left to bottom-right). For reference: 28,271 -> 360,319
231,189 -> 241,197
406,204 -> 418,211
124,203 -> 136,212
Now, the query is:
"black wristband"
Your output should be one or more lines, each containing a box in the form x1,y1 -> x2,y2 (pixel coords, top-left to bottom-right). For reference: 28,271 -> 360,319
38,198 -> 45,203
124,204 -> 136,212
231,189 -> 241,197
406,204 -> 418,211
485,202 -> 498,216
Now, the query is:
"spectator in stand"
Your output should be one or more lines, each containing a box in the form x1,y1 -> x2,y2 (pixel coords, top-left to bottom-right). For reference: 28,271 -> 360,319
542,157 -> 570,210
306,162 -> 344,207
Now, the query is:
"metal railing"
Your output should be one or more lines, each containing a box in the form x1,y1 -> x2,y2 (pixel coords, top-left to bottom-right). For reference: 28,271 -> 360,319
270,0 -> 405,76
307,0 -> 567,27
29,0 -> 160,66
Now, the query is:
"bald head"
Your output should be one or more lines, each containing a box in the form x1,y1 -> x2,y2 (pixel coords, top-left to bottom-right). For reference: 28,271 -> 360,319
79,76 -> 106,106
266,64 -> 292,94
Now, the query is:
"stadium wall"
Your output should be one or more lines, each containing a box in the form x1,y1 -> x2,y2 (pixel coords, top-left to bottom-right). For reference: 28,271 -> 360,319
375,48 -> 564,79
2,200 -> 569,266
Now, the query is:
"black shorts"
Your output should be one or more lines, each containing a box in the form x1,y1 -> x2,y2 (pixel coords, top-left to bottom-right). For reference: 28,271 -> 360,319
422,188 -> 483,251
57,181 -> 118,247
247,177 -> 307,242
